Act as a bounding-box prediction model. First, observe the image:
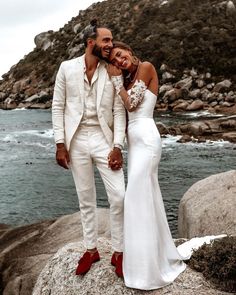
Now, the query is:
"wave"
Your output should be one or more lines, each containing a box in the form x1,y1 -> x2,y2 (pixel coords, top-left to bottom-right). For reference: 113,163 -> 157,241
161,134 -> 233,147
21,129 -> 54,138
2,129 -> 54,139
179,110 -> 225,118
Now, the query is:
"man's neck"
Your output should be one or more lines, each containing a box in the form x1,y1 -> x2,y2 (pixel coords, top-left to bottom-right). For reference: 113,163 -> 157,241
85,49 -> 99,71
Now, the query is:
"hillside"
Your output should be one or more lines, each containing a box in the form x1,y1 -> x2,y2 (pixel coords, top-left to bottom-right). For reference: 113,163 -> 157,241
0,0 -> 235,108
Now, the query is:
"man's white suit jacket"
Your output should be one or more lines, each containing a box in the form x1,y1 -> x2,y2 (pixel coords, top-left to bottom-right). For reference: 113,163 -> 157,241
52,54 -> 126,151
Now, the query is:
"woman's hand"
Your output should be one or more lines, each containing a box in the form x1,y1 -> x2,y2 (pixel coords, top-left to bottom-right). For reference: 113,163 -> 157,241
107,64 -> 122,77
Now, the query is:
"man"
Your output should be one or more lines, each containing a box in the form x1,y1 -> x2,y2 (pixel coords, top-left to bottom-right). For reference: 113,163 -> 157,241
52,20 -> 126,277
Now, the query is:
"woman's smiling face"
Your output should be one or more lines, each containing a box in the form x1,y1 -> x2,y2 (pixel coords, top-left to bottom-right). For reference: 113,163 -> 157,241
109,47 -> 133,70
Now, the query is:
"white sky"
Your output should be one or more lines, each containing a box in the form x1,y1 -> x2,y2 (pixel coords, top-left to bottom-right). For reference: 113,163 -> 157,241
0,0 -> 103,79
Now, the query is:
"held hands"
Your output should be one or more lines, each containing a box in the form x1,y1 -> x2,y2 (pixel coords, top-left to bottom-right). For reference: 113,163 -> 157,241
108,147 -> 123,171
56,144 -> 70,169
107,64 -> 122,77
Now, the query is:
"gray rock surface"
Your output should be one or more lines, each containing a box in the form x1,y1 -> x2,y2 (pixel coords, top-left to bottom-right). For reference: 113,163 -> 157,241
0,209 -> 110,295
178,170 -> 236,238
32,238 -> 234,295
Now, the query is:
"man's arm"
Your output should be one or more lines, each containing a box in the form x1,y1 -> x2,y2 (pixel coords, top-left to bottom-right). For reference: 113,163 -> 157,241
108,92 -> 126,170
52,62 -> 70,169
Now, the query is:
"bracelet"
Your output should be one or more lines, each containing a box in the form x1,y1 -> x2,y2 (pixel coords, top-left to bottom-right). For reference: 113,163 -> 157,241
111,75 -> 124,94
113,144 -> 123,151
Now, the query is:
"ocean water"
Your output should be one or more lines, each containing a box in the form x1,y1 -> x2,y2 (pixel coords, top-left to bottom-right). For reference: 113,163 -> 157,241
0,109 -> 235,237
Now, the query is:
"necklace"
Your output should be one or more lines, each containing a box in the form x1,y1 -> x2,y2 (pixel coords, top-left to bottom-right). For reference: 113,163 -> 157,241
126,61 -> 140,84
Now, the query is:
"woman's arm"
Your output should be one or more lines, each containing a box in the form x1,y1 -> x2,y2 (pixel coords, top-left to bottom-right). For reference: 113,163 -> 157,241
108,62 -> 158,112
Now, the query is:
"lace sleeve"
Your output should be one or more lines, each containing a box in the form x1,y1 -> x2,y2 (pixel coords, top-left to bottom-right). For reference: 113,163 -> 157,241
110,76 -> 147,111
128,80 -> 147,109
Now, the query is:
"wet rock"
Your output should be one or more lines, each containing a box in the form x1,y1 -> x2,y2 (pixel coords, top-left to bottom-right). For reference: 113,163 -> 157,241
173,101 -> 189,112
186,99 -> 204,111
177,134 -> 192,143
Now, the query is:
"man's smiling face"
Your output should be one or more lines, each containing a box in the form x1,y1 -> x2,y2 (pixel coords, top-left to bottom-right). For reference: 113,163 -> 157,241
92,28 -> 113,59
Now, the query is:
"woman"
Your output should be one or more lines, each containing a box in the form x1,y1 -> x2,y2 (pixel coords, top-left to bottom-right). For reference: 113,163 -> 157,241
107,41 -> 186,290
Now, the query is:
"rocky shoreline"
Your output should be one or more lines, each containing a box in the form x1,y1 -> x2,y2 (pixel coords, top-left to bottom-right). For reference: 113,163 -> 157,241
1,63 -> 236,144
1,171 -> 235,295
0,65 -> 235,114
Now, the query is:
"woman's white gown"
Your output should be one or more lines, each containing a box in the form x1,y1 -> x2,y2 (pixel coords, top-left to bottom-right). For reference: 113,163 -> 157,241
123,89 -> 186,290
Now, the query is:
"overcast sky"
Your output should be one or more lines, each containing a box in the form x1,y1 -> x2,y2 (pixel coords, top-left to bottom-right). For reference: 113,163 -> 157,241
0,0 -> 102,79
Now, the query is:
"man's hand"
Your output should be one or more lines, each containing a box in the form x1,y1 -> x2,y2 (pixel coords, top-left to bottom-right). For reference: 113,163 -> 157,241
56,143 -> 70,169
108,147 -> 123,171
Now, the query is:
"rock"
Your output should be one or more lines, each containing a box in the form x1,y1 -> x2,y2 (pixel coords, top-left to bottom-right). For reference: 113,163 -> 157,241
222,132 -> 236,143
156,122 -> 170,134
25,94 -> 40,103
213,80 -> 232,93
222,101 -> 233,107
210,101 -> 218,107
195,79 -> 205,88
175,77 -> 193,90
162,71 -> 175,82
226,0 -> 236,16
3,97 -> 17,109
188,89 -> 201,99
159,84 -> 173,96
67,44 -> 84,58
34,31 -> 54,51
0,209 -> 110,295
73,23 -> 82,34
32,238 -> 233,295
178,170 -> 236,238
163,88 -> 179,103
173,101 -> 189,111
190,68 -> 198,78
206,83 -> 214,90
186,99 -> 204,111
177,134 -> 192,143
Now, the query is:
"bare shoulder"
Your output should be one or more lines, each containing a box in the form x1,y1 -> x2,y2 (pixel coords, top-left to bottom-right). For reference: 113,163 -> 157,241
138,61 -> 158,94
139,61 -> 157,79
140,61 -> 155,72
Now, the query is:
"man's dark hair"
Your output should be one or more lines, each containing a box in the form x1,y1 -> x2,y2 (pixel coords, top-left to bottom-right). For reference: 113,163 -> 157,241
82,19 -> 108,47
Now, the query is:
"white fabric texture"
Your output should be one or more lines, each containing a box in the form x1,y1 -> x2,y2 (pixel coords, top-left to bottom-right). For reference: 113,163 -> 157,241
70,126 -> 125,251
52,54 -> 126,150
177,234 -> 227,260
123,89 -> 186,290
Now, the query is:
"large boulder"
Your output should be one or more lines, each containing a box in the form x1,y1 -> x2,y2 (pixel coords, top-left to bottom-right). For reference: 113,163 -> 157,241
0,209 -> 110,295
178,170 -> 236,238
32,238 -> 232,295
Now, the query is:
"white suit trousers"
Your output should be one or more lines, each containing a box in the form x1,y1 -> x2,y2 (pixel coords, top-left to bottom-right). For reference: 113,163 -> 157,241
69,126 -> 125,252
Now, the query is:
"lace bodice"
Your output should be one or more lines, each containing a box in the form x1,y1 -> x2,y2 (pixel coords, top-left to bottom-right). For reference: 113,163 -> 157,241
128,89 -> 157,121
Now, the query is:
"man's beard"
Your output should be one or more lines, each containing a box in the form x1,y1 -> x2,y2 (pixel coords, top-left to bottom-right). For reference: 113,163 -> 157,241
92,44 -> 109,61
92,44 -> 103,59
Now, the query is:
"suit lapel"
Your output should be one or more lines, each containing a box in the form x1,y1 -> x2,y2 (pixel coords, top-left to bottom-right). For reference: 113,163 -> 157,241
96,63 -> 107,110
77,55 -> 85,103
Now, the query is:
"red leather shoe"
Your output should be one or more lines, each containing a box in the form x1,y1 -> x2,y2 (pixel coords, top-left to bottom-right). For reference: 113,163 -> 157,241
75,251 -> 100,275
115,253 -> 123,278
111,252 -> 117,266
